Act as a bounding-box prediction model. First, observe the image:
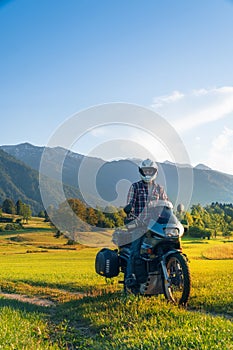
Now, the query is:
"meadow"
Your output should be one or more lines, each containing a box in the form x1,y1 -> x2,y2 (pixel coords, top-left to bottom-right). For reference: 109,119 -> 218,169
0,217 -> 232,349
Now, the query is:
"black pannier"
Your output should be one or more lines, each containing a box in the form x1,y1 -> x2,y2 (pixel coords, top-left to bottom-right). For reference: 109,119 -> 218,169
95,248 -> 119,278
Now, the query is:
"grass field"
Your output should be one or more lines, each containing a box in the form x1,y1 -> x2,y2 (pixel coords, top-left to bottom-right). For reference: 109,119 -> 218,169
0,217 -> 232,349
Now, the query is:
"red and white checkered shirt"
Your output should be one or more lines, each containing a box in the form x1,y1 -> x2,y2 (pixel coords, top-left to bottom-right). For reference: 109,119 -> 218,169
127,180 -> 168,221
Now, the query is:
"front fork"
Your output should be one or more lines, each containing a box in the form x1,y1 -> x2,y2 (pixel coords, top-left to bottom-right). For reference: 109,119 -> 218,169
160,250 -> 182,292
161,257 -> 171,290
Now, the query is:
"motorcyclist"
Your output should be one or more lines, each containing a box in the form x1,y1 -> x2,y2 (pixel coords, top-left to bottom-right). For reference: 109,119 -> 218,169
125,158 -> 168,291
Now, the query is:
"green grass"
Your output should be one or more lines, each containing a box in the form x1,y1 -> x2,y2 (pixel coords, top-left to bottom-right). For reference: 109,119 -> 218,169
0,301 -> 58,350
53,294 -> 232,350
0,219 -> 232,349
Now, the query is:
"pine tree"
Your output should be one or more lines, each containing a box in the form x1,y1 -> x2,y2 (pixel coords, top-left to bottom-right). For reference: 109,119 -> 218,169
21,204 -> 32,223
16,199 -> 24,215
2,199 -> 16,214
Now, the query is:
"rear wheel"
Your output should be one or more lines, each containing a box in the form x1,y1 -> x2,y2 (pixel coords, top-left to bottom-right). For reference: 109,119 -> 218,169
163,253 -> 191,305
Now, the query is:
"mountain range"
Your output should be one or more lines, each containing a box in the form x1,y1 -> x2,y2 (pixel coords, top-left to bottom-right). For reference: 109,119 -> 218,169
1,142 -> 233,214
0,145 -> 83,214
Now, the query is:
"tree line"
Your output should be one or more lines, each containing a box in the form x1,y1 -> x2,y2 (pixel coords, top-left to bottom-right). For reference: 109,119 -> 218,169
0,198 -> 32,223
50,199 -> 233,236
1,197 -> 233,238
177,202 -> 233,238
47,198 -> 126,231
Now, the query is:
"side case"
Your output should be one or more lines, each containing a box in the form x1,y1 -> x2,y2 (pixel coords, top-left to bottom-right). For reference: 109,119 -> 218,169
95,248 -> 119,278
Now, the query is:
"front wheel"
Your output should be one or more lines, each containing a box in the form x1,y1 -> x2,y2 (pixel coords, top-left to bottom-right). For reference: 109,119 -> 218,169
163,253 -> 191,306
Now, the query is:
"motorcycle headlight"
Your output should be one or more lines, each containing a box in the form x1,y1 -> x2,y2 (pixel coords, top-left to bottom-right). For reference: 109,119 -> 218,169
164,228 -> 179,237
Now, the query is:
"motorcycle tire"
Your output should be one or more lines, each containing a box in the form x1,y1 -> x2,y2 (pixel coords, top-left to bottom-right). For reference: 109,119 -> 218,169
163,253 -> 191,306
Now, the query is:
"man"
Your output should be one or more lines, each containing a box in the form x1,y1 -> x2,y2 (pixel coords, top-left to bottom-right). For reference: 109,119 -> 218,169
125,158 -> 168,291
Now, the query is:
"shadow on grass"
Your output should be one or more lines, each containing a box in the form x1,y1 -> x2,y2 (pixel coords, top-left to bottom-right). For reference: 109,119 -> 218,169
0,227 -> 54,237
0,278 -> 118,307
0,290 -> 125,348
1,288 -> 232,349
182,240 -> 209,244
0,293 -> 91,348
1,278 -> 96,294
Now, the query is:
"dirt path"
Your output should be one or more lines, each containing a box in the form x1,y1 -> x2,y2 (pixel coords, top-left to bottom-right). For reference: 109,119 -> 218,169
0,293 -> 56,307
0,290 -> 88,307
1,292 -> 232,321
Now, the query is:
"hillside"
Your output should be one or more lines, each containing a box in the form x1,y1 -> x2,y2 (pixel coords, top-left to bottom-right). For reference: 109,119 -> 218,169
0,149 -> 82,214
159,161 -> 233,206
2,143 -> 233,208
1,142 -> 104,187
0,149 -> 43,214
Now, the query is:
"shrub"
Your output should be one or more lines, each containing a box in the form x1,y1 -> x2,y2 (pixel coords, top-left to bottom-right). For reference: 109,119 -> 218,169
0,217 -> 13,223
222,231 -> 233,239
66,239 -> 78,245
10,235 -> 27,242
54,230 -> 63,238
5,223 -> 23,231
189,226 -> 211,239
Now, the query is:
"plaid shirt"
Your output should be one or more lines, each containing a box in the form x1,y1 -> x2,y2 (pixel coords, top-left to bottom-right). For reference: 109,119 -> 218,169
127,180 -> 168,221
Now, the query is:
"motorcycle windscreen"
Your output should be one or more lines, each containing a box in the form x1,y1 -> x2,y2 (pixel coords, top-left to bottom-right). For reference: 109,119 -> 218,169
149,206 -> 178,225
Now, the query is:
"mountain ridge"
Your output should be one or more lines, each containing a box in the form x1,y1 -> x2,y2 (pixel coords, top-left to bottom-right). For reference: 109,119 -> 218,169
1,143 -> 233,211
3,142 -> 232,176
0,148 -> 83,214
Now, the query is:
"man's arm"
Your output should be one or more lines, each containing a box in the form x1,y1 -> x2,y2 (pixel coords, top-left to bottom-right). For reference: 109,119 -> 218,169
127,184 -> 137,210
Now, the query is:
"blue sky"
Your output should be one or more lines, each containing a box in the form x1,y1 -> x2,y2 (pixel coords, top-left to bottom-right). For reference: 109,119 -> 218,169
1,0 -> 233,173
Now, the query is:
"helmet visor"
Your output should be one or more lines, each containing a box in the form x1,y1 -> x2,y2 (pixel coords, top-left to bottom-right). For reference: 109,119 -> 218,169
139,167 -> 157,177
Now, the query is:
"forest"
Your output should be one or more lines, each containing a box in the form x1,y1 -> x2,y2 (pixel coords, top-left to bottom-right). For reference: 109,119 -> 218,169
1,198 -> 233,239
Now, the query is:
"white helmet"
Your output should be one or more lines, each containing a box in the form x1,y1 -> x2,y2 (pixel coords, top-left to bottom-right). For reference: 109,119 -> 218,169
139,159 -> 158,183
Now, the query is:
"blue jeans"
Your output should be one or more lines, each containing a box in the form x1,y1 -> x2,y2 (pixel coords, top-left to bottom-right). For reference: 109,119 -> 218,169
126,227 -> 144,279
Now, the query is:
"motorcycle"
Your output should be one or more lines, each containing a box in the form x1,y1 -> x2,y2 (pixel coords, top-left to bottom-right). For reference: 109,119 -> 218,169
95,200 -> 191,306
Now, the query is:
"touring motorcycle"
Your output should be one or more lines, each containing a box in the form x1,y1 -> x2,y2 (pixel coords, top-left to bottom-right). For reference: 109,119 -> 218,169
95,200 -> 191,305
